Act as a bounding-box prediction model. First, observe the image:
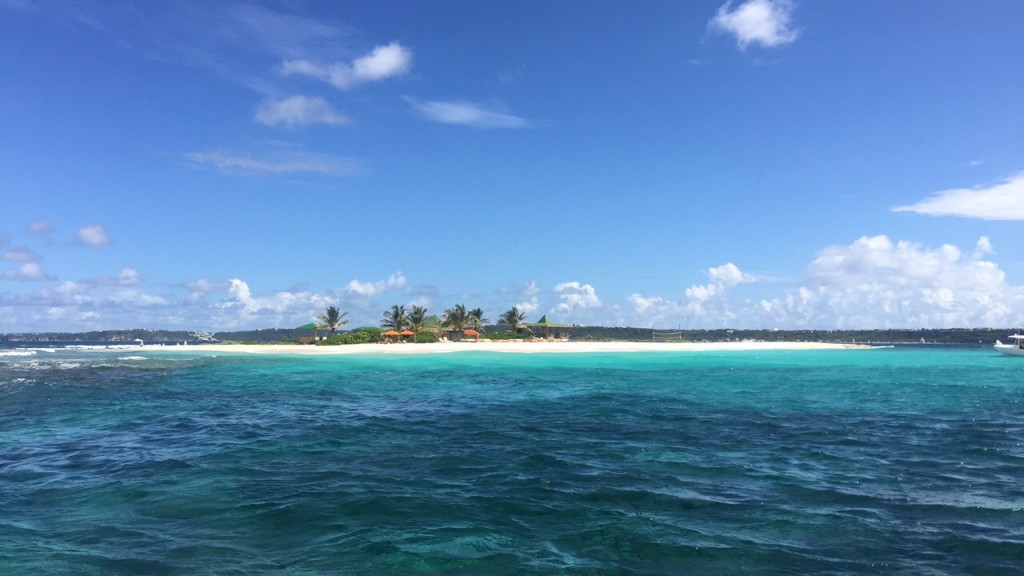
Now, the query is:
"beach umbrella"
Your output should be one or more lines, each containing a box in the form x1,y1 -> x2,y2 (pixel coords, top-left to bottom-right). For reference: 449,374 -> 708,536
399,330 -> 415,337
382,330 -> 400,338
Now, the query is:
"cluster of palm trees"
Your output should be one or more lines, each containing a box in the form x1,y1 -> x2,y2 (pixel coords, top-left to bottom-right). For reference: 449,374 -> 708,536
316,304 -> 533,339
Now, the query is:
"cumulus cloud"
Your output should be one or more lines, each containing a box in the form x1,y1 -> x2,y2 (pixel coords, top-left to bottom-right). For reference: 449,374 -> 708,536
216,278 -> 333,324
759,235 -> 1024,328
710,0 -> 799,50
77,224 -> 110,247
91,267 -> 142,287
282,41 -> 412,90
626,236 -> 1024,329
553,281 -> 602,315
516,281 -> 541,316
405,97 -> 530,129
892,173 -> 1024,220
255,95 -> 349,127
973,236 -> 993,259
3,246 -> 38,263
685,263 -> 754,302
185,149 -> 359,176
3,262 -> 53,281
344,272 -> 407,297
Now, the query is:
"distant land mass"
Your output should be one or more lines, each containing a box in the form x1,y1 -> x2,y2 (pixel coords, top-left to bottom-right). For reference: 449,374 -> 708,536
0,327 -> 1013,345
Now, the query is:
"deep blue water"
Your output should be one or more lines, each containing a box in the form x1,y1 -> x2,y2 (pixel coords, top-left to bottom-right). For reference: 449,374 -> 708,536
1,346 -> 1022,574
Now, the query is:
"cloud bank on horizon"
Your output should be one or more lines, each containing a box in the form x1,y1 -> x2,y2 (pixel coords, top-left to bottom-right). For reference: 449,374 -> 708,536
2,227 -> 1023,332
3,0 -> 1023,332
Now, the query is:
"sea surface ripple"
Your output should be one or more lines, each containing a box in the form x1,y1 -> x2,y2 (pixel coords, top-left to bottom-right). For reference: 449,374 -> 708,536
1,347 -> 1022,574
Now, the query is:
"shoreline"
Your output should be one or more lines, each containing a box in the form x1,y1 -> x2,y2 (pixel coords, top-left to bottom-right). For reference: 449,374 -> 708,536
140,341 -> 872,356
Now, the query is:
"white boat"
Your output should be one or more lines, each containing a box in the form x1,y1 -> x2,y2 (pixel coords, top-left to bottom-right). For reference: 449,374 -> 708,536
993,334 -> 1024,356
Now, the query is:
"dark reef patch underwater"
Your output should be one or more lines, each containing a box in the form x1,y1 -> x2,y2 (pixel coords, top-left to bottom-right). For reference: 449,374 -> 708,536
2,347 -> 1023,574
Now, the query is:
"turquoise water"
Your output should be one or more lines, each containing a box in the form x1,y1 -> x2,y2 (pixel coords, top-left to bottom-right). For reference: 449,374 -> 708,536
1,347 -> 1022,574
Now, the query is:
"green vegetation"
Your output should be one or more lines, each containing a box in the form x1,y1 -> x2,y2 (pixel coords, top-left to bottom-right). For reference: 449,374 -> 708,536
380,305 -> 408,332
480,331 -> 532,341
441,304 -> 471,332
317,306 -> 349,336
316,327 -> 383,345
407,305 -> 434,336
497,306 -> 529,334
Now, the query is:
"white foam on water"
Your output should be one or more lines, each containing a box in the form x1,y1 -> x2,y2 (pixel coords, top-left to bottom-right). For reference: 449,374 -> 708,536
0,350 -> 37,357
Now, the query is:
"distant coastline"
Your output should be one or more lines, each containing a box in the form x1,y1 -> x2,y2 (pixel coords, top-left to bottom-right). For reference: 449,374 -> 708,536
0,327 -> 1009,346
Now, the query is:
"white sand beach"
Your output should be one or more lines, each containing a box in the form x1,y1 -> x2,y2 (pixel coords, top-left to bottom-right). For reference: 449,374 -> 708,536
144,340 -> 869,356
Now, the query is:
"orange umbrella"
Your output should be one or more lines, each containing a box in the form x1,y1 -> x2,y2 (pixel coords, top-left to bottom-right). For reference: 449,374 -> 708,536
464,329 -> 479,337
399,330 -> 415,337
382,330 -> 400,337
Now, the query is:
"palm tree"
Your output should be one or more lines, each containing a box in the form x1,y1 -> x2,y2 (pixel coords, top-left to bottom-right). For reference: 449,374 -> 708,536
498,306 -> 528,334
407,305 -> 430,334
441,304 -> 470,332
317,305 -> 349,336
381,304 -> 408,332
468,307 -> 489,331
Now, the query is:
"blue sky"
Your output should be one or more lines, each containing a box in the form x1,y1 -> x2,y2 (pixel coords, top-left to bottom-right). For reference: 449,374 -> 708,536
3,0 -> 1023,332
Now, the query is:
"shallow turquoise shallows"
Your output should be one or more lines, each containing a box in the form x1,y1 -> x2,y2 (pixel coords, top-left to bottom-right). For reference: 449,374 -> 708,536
2,346 -> 1022,575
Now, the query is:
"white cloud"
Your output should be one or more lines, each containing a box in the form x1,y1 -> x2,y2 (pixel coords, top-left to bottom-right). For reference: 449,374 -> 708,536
627,294 -> 683,328
405,97 -> 530,129
677,262 -> 755,324
27,220 -> 53,235
184,278 -> 230,303
973,236 -> 993,258
3,246 -> 38,262
685,263 -> 754,303
185,149 -> 358,176
516,281 -> 541,316
344,272 -> 407,297
255,95 -> 349,127
281,41 -> 412,90
118,268 -> 141,286
553,281 -> 602,315
215,278 -> 333,325
892,173 -> 1024,220
626,237 -> 1024,329
760,236 -> 1024,328
710,0 -> 799,50
3,262 -> 52,281
77,224 -> 110,247
92,267 -> 142,286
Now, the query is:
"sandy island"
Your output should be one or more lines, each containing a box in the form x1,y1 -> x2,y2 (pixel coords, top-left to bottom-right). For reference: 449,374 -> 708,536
142,341 -> 871,356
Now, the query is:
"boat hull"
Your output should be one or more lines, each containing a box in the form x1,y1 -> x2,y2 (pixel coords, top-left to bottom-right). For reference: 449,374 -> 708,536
994,342 -> 1024,357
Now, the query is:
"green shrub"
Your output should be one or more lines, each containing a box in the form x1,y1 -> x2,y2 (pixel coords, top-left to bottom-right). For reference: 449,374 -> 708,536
316,327 -> 383,345
480,331 -> 532,341
414,331 -> 438,343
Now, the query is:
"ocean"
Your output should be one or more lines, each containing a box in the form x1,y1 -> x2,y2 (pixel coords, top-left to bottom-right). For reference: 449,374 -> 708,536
1,346 -> 1022,575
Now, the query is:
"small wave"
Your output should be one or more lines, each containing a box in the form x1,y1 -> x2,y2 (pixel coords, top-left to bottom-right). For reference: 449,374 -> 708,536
0,350 -> 37,357
118,356 -> 148,361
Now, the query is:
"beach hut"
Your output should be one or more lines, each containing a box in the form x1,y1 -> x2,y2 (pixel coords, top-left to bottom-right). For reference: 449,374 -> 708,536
295,322 -> 320,344
527,315 -> 572,339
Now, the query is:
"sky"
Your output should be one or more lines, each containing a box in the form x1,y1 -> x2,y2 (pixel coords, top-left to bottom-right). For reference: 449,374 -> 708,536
2,0 -> 1023,333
